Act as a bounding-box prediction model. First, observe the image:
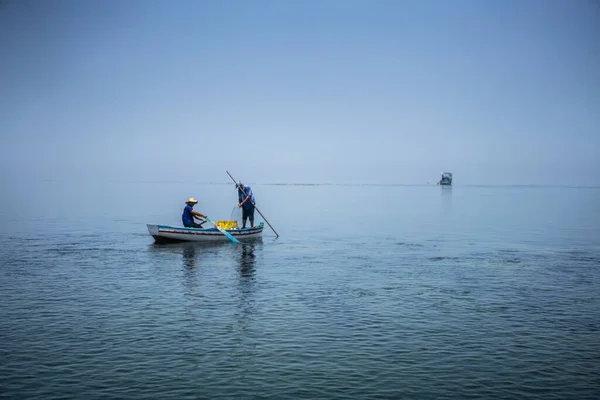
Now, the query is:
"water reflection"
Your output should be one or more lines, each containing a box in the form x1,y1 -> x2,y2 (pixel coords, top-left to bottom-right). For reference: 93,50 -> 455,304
236,242 -> 259,329
181,244 -> 201,297
182,244 -> 197,269
238,242 -> 257,279
147,240 -> 261,305
441,185 -> 452,214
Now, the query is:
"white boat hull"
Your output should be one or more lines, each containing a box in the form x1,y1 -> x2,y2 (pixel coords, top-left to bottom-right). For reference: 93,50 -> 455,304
147,223 -> 264,243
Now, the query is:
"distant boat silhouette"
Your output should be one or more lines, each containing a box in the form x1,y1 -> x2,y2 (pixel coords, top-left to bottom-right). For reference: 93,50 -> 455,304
438,172 -> 452,186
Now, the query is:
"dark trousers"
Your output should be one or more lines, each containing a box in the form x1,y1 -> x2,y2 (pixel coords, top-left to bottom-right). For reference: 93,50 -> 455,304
184,222 -> 204,228
242,207 -> 255,222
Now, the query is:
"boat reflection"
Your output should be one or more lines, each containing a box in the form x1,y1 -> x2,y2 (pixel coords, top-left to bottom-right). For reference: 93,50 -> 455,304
235,242 -> 261,333
147,240 -> 263,299
182,243 -> 197,269
180,244 -> 201,296
238,242 -> 257,279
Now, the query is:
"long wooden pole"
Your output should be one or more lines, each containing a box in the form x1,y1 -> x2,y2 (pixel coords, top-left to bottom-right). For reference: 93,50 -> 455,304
226,170 -> 279,238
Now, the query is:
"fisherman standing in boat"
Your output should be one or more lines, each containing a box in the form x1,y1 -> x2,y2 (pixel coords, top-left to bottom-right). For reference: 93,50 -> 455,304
237,181 -> 256,228
182,198 -> 207,228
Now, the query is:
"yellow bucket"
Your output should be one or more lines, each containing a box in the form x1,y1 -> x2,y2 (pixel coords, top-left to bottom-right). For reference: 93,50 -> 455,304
215,220 -> 238,229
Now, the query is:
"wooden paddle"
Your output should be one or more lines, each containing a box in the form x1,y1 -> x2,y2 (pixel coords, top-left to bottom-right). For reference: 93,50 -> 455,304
205,216 -> 239,243
226,170 -> 279,238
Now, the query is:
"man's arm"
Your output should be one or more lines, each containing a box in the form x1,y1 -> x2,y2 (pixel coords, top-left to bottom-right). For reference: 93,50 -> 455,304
238,187 -> 250,207
239,195 -> 250,207
192,210 -> 207,220
238,187 -> 254,207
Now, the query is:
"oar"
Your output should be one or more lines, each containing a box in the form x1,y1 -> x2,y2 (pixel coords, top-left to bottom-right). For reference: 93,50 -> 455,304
205,216 -> 239,243
226,170 -> 279,238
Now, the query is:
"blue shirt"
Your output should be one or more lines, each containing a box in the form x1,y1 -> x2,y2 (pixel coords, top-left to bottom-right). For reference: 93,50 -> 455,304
182,204 -> 195,226
238,185 -> 255,210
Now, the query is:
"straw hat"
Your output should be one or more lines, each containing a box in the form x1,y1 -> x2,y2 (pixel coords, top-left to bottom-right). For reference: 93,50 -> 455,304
186,197 -> 198,204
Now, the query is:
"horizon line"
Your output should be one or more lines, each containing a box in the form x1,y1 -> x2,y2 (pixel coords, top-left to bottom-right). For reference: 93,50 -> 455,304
36,179 -> 600,189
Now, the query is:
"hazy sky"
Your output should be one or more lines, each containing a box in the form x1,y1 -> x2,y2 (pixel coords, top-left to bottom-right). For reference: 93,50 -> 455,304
1,0 -> 599,185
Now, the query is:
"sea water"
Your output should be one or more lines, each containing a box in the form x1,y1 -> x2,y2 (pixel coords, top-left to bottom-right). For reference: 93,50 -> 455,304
1,181 -> 599,399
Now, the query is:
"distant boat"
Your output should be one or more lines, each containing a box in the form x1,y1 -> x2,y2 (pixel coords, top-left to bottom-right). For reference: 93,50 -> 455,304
147,223 -> 264,243
438,172 -> 453,186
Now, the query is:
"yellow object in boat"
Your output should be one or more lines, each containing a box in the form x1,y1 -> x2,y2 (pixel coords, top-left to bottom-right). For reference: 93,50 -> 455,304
215,220 -> 238,229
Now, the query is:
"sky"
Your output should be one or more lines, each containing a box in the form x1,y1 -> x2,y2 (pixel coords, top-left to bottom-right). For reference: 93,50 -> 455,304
1,0 -> 599,185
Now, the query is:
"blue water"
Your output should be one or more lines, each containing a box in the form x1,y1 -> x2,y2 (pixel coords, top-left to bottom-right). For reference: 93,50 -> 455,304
1,182 -> 599,399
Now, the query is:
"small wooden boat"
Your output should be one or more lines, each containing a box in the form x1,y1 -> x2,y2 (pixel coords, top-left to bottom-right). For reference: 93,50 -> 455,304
147,222 -> 264,243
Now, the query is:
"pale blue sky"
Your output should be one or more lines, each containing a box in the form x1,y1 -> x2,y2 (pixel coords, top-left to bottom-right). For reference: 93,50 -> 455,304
1,0 -> 599,185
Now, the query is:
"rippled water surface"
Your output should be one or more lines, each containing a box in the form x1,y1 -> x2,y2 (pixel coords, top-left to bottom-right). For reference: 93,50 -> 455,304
1,182 -> 599,399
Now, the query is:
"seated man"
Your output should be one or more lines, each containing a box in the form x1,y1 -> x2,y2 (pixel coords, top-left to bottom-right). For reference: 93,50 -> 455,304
182,198 -> 207,228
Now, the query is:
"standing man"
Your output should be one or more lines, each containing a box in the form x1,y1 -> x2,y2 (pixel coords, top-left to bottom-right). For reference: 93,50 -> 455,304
182,197 -> 207,228
237,181 -> 256,228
